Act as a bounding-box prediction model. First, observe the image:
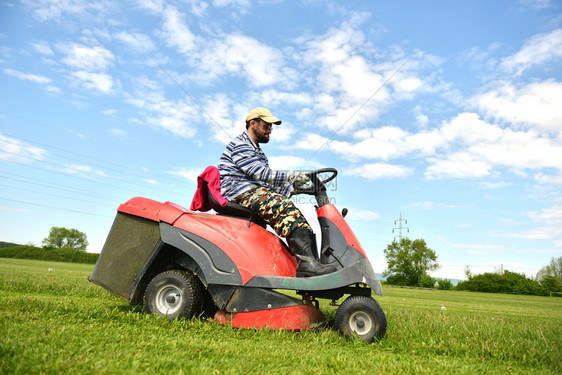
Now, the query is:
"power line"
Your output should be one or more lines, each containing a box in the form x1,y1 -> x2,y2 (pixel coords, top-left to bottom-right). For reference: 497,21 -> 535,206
149,54 -> 234,142
0,197 -> 113,218
1,155 -> 183,198
0,133 -> 190,186
0,112 -> 206,185
0,172 -> 118,200
0,183 -> 115,208
308,56 -> 411,160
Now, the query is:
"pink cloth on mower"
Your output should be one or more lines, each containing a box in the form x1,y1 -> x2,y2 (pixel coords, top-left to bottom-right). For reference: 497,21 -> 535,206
190,166 -> 229,212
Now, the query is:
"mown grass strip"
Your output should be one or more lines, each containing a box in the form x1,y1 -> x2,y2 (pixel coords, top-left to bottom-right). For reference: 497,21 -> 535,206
1,258 -> 560,374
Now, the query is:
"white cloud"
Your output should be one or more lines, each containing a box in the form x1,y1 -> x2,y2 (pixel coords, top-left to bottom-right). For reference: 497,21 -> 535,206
416,113 -> 429,128
472,80 -> 562,132
0,133 -> 48,163
498,228 -> 557,240
406,201 -> 436,210
0,206 -> 28,213
160,5 -> 196,54
31,41 -> 54,56
61,164 -> 108,177
294,23 -> 441,135
268,156 -> 323,171
126,91 -> 199,138
251,89 -> 314,109
3,68 -> 51,84
293,133 -> 330,152
478,181 -> 512,189
199,94 -> 308,144
391,74 -> 425,98
109,128 -> 127,139
114,31 -> 155,53
72,71 -> 114,93
267,123 -> 294,143
167,167 -> 201,182
22,0 -> 114,22
196,34 -> 291,87
534,173 -> 562,185
500,28 -> 562,75
101,109 -> 117,117
456,223 -> 472,228
185,93 -> 241,144
517,0 -> 553,10
190,1 -> 208,17
60,43 -> 114,71
136,0 -> 164,14
528,205 -> 562,223
425,152 -> 492,180
46,85 -> 61,94
450,243 -> 505,251
330,126 -> 409,160
316,111 -> 562,181
213,0 -> 251,8
497,205 -> 562,240
298,24 -> 390,132
426,112 -> 562,179
467,250 -> 489,255
344,207 -> 380,221
343,163 -> 413,180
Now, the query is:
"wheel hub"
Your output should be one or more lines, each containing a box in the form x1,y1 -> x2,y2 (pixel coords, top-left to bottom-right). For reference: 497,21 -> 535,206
166,295 -> 176,304
155,285 -> 183,315
349,311 -> 373,336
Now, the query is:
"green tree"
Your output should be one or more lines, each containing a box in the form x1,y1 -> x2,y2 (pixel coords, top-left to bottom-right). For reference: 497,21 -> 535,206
536,256 -> 562,282
540,275 -> 562,293
42,227 -> 89,252
456,270 -> 547,296
419,273 -> 436,288
383,238 -> 439,286
437,278 -> 453,290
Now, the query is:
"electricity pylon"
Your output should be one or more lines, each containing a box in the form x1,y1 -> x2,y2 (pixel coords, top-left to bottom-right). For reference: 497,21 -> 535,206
393,213 -> 409,242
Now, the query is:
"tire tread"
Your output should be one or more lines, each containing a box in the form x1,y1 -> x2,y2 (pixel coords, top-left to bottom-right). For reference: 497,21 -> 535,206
334,295 -> 387,342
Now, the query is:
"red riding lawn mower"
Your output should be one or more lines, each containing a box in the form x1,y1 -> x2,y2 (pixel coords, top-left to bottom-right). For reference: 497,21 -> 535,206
89,168 -> 387,342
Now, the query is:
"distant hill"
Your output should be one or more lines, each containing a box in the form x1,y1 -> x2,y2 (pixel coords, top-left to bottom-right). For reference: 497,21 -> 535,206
377,273 -> 463,286
0,241 -> 21,248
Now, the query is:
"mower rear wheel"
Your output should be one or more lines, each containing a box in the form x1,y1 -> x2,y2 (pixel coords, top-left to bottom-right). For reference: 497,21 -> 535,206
334,295 -> 387,343
144,270 -> 203,320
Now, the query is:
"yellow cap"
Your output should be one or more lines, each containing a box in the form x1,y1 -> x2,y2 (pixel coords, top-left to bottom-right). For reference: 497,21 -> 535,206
245,107 -> 282,125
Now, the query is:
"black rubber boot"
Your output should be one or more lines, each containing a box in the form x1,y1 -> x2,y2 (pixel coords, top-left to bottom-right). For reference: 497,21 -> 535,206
287,228 -> 337,277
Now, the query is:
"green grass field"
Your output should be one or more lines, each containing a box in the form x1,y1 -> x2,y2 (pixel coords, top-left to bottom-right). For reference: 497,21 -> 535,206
1,258 -> 560,374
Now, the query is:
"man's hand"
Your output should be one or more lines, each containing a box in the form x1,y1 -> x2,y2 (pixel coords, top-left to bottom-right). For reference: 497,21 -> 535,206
288,171 -> 313,190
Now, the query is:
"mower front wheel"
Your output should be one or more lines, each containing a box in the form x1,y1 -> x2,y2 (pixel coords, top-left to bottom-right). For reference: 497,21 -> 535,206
144,270 -> 203,320
334,295 -> 387,343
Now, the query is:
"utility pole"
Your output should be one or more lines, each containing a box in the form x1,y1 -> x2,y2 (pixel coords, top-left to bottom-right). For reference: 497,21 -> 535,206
393,213 -> 409,242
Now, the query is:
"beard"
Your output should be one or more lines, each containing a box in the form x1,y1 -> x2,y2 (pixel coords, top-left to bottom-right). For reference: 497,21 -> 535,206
257,132 -> 270,143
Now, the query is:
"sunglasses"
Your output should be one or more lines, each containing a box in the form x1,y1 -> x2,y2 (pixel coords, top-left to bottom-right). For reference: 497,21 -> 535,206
253,119 -> 272,130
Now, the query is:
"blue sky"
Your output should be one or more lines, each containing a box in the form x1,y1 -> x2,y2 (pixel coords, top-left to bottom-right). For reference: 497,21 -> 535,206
1,0 -> 561,280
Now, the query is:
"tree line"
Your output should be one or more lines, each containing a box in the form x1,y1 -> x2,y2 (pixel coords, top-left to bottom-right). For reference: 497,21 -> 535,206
0,227 -> 98,264
2,226 -> 560,296
383,238 -> 561,296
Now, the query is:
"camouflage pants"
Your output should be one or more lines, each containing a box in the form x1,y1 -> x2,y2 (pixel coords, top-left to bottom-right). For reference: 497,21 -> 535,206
232,186 -> 311,237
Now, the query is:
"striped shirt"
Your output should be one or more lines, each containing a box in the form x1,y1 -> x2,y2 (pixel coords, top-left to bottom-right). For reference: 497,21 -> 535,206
218,131 -> 293,200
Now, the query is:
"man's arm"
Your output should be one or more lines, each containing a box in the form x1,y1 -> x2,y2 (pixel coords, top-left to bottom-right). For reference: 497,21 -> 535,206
230,142 -> 289,187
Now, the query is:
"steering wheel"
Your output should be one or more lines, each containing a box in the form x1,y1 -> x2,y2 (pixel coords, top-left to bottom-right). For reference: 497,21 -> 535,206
307,168 -> 338,186
293,168 -> 338,195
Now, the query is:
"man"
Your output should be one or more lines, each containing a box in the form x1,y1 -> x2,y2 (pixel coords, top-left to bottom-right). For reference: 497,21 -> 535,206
218,107 -> 336,277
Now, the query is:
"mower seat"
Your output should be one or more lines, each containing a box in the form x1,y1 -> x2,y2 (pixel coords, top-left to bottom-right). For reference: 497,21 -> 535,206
207,190 -> 267,228
207,189 -> 260,220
